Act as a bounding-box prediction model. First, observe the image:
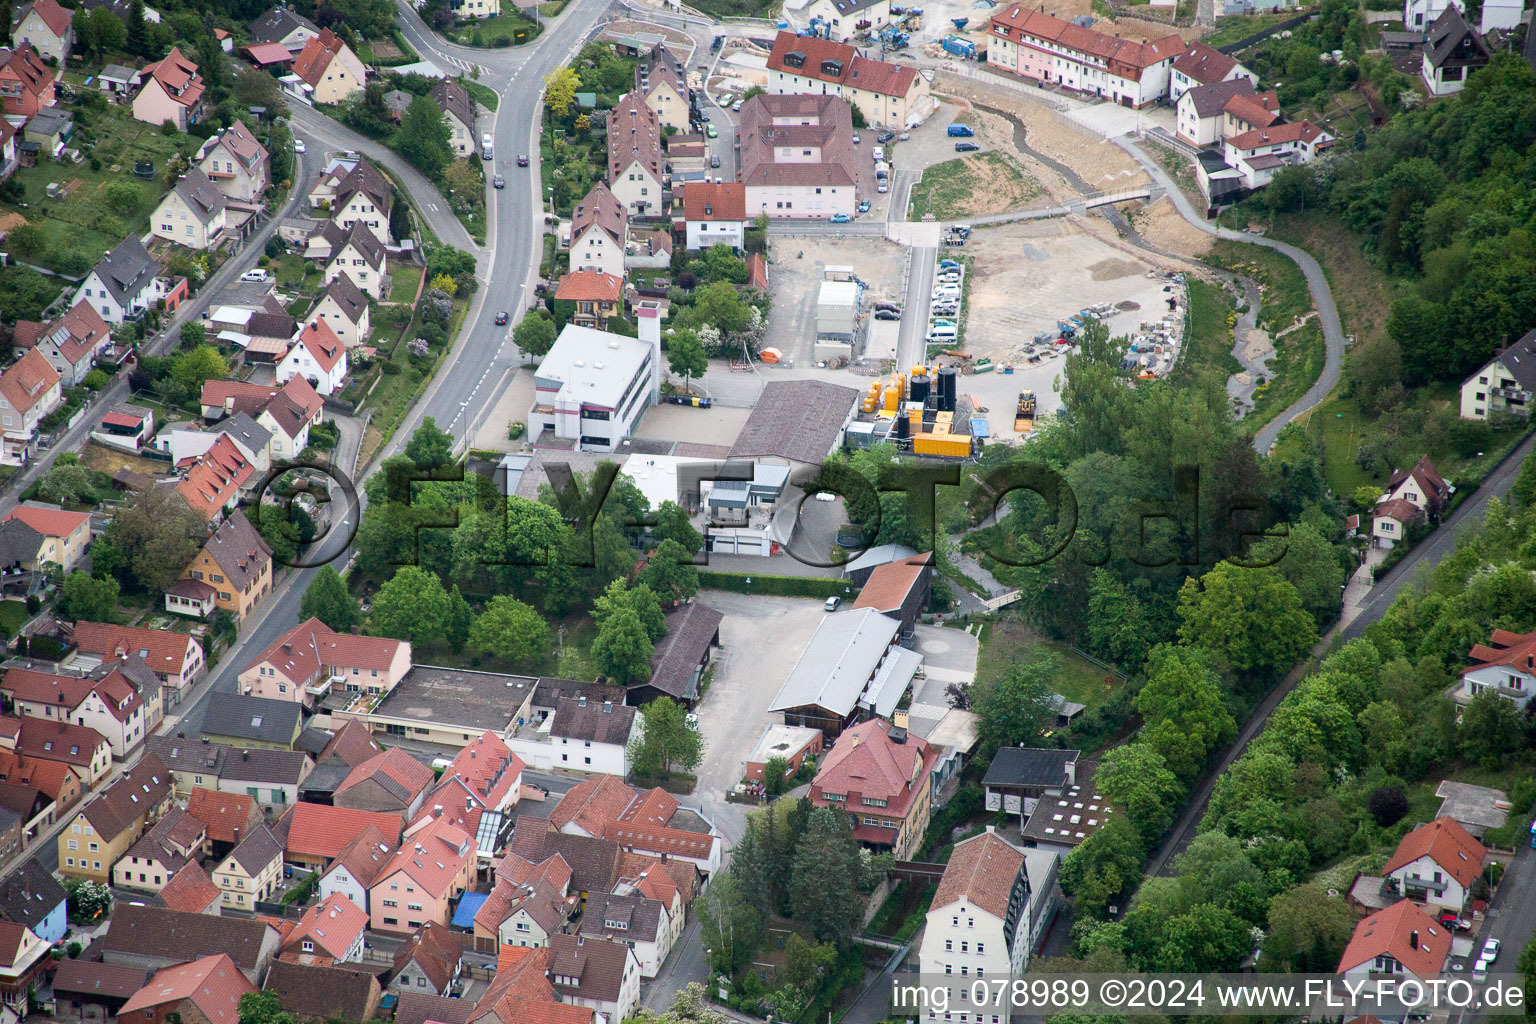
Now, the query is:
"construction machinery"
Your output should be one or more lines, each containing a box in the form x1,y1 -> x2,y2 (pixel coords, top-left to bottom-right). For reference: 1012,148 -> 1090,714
942,34 -> 975,57
1015,390 -> 1037,434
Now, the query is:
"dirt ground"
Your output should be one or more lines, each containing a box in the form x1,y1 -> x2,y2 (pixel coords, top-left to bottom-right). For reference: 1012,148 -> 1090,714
81,442 -> 171,478
766,237 -> 909,367
0,212 -> 26,232
1129,196 -> 1216,260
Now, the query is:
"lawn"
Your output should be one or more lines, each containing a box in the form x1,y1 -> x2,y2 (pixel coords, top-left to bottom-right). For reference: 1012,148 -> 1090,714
446,11 -> 541,46
463,80 -> 500,112
974,616 -> 1121,713
910,152 -> 1040,221
0,601 -> 30,637
270,253 -> 322,295
0,107 -> 197,275
1203,10 -> 1303,49
1174,278 -> 1240,383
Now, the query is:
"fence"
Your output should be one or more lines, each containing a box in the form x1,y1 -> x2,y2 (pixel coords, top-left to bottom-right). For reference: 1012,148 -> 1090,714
1213,11 -> 1313,52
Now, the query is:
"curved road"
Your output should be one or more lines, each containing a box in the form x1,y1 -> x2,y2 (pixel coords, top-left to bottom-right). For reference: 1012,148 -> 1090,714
1111,136 -> 1344,453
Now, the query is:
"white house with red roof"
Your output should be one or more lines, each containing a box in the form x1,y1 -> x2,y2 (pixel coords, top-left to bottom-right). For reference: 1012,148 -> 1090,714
0,664 -> 158,758
196,121 -> 271,204
280,892 -> 368,964
1223,120 -> 1335,188
1458,627 -> 1536,709
239,617 -> 411,708
69,622 -> 205,706
33,300 -> 110,388
407,732 -> 523,863
986,7 -> 1185,108
765,32 -> 931,129
0,350 -> 62,466
368,817 -> 476,934
681,182 -> 748,252
1380,456 -> 1452,518
319,824 -> 393,913
13,0 -> 74,63
175,434 -> 255,522
3,502 -> 91,572
1383,817 -> 1486,911
132,47 -> 206,131
1337,899 -> 1448,982
545,775 -> 722,874
292,29 -> 365,105
1167,40 -> 1255,102
569,184 -> 628,280
277,319 -> 348,395
810,717 -> 938,860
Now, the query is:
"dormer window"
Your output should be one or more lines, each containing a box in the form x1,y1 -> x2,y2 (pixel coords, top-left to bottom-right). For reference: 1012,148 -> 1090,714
821,59 -> 842,76
784,51 -> 805,68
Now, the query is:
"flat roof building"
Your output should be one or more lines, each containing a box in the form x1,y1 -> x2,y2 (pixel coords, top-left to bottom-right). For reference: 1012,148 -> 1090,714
528,326 -> 657,454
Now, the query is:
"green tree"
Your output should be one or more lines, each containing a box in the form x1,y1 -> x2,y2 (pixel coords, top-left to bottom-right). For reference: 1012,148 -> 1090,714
593,607 -> 653,684
698,875 -> 764,974
104,181 -> 140,215
1458,690 -> 1523,768
544,67 -> 579,116
469,595 -> 551,663
0,0 -> 10,45
389,189 -> 413,242
697,244 -> 748,284
447,585 -> 475,653
169,345 -> 228,393
1252,521 -> 1347,627
65,878 -> 112,920
972,652 -> 1058,758
1094,744 -> 1183,847
396,95 -> 454,179
61,572 -> 119,623
237,992 -> 297,1024
1176,562 -> 1317,684
103,487 -> 205,594
789,806 -> 867,943
763,756 -> 793,797
666,328 -> 708,390
405,416 -> 454,470
299,565 -> 359,632
35,462 -> 97,505
592,578 -> 665,642
268,122 -> 293,186
5,224 -> 44,258
638,538 -> 699,603
179,322 -> 206,347
652,501 -> 702,554
1060,816 -> 1144,920
514,311 -> 557,357
1134,645 -> 1236,782
688,281 -> 751,336
629,696 -> 704,778
371,566 -> 451,644
1082,569 -> 1155,669
1261,884 -> 1359,971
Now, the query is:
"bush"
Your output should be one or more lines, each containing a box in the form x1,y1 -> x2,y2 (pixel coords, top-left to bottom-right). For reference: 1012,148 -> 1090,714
81,369 -> 110,390
698,571 -> 854,599
381,361 -> 403,375
160,119 -> 178,135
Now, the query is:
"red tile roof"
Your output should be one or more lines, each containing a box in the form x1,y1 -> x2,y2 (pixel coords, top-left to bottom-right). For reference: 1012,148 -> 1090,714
185,788 -> 261,846
4,503 -> 89,539
0,748 -> 77,802
1337,899 -> 1447,977
1172,41 -> 1241,86
141,47 -> 206,110
120,954 -> 256,1022
436,731 -> 522,809
606,93 -> 662,186
1383,817 -> 1485,888
283,892 -> 368,962
571,183 -> 626,246
245,617 -> 405,685
812,717 -> 937,825
19,0 -> 73,38
1222,89 -> 1281,128
550,775 -> 637,836
932,831 -> 1024,919
852,553 -> 931,614
0,349 -> 59,417
988,8 -> 1184,72
0,45 -> 51,101
765,32 -> 920,98
1464,627 -> 1536,676
294,318 -> 344,373
41,299 -> 111,368
284,802 -> 403,861
292,28 -> 347,87
683,182 -> 747,222
71,622 -> 200,677
1373,498 -> 1424,525
1227,119 -> 1330,150
323,824 -> 394,888
739,94 -> 859,190
1386,455 -> 1451,512
16,719 -> 108,767
319,719 -> 384,767
337,747 -> 435,802
554,271 -> 624,303
175,435 -> 254,521
241,41 -> 296,67
376,817 -> 473,897
159,862 -> 223,914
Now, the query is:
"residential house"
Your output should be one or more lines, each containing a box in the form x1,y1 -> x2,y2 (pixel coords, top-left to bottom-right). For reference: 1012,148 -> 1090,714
1175,78 -> 1264,147
211,823 -> 284,911
249,6 -> 320,54
764,32 -> 932,129
152,167 -> 229,250
1,664 -> 157,758
577,893 -> 671,977
407,731 -> 523,865
1422,7 -> 1491,96
174,434 -> 255,523
0,44 -> 54,118
56,752 -> 173,880
213,746 -> 313,813
0,750 -> 81,823
281,802 -> 403,872
1457,627 -> 1536,709
431,80 -> 477,158
919,829 -> 1059,993
185,787 -> 263,861
635,45 -> 689,133
1459,328 -> 1536,420
508,822 -> 623,907
810,717 -> 937,860
31,300 -> 111,388
239,617 -> 411,708
982,747 -> 1081,820
1167,40 -> 1255,102
1382,817 -> 1485,911
102,905 -> 279,984
606,93 -> 663,215
0,809 -> 21,866
263,960 -> 384,1023
767,608 -> 919,736
1223,120 -> 1334,189
112,806 -> 206,893
682,182 -> 748,251
1403,0 -> 1522,33
984,7 -> 1184,108
201,694 -> 303,750
792,0 -> 895,35
850,552 -> 932,638
335,748 -> 433,817
95,403 -> 157,453
0,859 -> 66,945
292,29 -> 364,105
281,892 -> 368,964
738,94 -> 859,220
23,108 -> 74,157
474,870 -> 570,954
612,860 -> 686,953
321,219 -> 386,300
159,862 -> 224,915
508,697 -> 638,777
2,502 -> 90,573
53,961 -> 153,1019
309,157 -> 390,228
547,777 -> 722,875
1381,456 -> 1451,519
70,621 -> 206,706
0,350 -> 61,466
569,184 -> 628,280
196,121 -> 271,204
553,272 -> 624,330
19,719 -> 111,785
318,824 -> 392,913
97,63 -> 142,97
12,0 -> 73,62
75,235 -> 164,325
389,921 -> 462,995
1222,87 -> 1281,137
0,922 -> 60,1016
1337,899 -> 1448,981
194,377 -> 322,461
133,47 -> 206,131
0,518 -> 45,595
171,510 -> 273,622
545,933 -> 640,1024
119,953 -> 258,1024
307,274 -> 370,348
367,816 -> 475,934
277,318 -> 348,395
629,601 -> 723,708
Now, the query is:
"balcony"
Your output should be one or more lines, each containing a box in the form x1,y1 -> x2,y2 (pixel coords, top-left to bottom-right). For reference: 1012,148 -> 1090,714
1401,875 -> 1448,896
1490,386 -> 1529,403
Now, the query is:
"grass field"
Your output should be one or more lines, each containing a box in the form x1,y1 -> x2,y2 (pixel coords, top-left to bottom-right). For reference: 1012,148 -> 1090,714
1176,278 -> 1240,382
447,11 -> 541,46
975,616 -> 1121,712
464,81 -> 500,112
0,602 -> 30,637
912,152 -> 1040,220
1203,10 -> 1301,48
0,107 -> 195,275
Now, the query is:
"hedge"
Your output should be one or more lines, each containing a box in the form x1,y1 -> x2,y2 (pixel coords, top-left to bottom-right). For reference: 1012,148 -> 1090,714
699,571 -> 856,599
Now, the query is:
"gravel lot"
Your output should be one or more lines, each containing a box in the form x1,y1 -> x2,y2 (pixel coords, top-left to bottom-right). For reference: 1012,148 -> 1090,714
766,238 -> 911,367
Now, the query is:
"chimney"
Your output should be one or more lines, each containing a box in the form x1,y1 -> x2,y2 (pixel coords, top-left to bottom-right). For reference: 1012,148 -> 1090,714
986,824 -> 995,835
1410,930 -> 1420,950
232,826 -> 241,843
434,804 -> 444,817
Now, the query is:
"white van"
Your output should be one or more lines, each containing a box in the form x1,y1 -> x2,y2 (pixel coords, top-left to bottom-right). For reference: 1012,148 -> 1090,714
927,325 -> 958,342
482,133 -> 493,160
872,146 -> 885,161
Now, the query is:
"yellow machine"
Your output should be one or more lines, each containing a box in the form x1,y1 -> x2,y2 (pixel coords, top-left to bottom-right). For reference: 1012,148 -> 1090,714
1015,390 -> 1037,434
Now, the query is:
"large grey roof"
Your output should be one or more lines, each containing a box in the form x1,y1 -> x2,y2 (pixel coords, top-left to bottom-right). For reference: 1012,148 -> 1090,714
768,608 -> 900,716
1425,6 -> 1489,68
92,236 -> 159,308
982,747 -> 1080,788
250,6 -> 319,44
0,859 -> 65,930
727,380 -> 859,466
1486,329 -> 1536,392
201,692 -> 301,745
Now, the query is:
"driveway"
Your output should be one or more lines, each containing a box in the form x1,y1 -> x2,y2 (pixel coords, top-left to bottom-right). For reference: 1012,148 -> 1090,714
909,624 -> 978,708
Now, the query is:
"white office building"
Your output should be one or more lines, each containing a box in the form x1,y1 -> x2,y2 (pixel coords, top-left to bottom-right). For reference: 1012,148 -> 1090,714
527,325 -> 658,453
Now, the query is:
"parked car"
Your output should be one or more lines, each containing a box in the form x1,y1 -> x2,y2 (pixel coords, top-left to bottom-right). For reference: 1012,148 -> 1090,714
872,146 -> 885,161
710,155 -> 721,168
877,131 -> 895,143
240,268 -> 271,283
939,259 -> 960,269
852,132 -> 861,143
1473,960 -> 1488,982
293,139 -> 306,154
875,309 -> 901,320
517,154 -> 530,167
858,200 -> 871,213
824,595 -> 842,611
707,125 -> 718,138
831,212 -> 851,223
899,131 -> 911,140
700,111 -> 711,121
947,124 -> 974,137
874,301 -> 901,312
493,174 -> 505,188
955,141 -> 981,152
1483,939 -> 1501,963
495,311 -> 509,325
732,100 -> 743,111
877,180 -> 889,193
